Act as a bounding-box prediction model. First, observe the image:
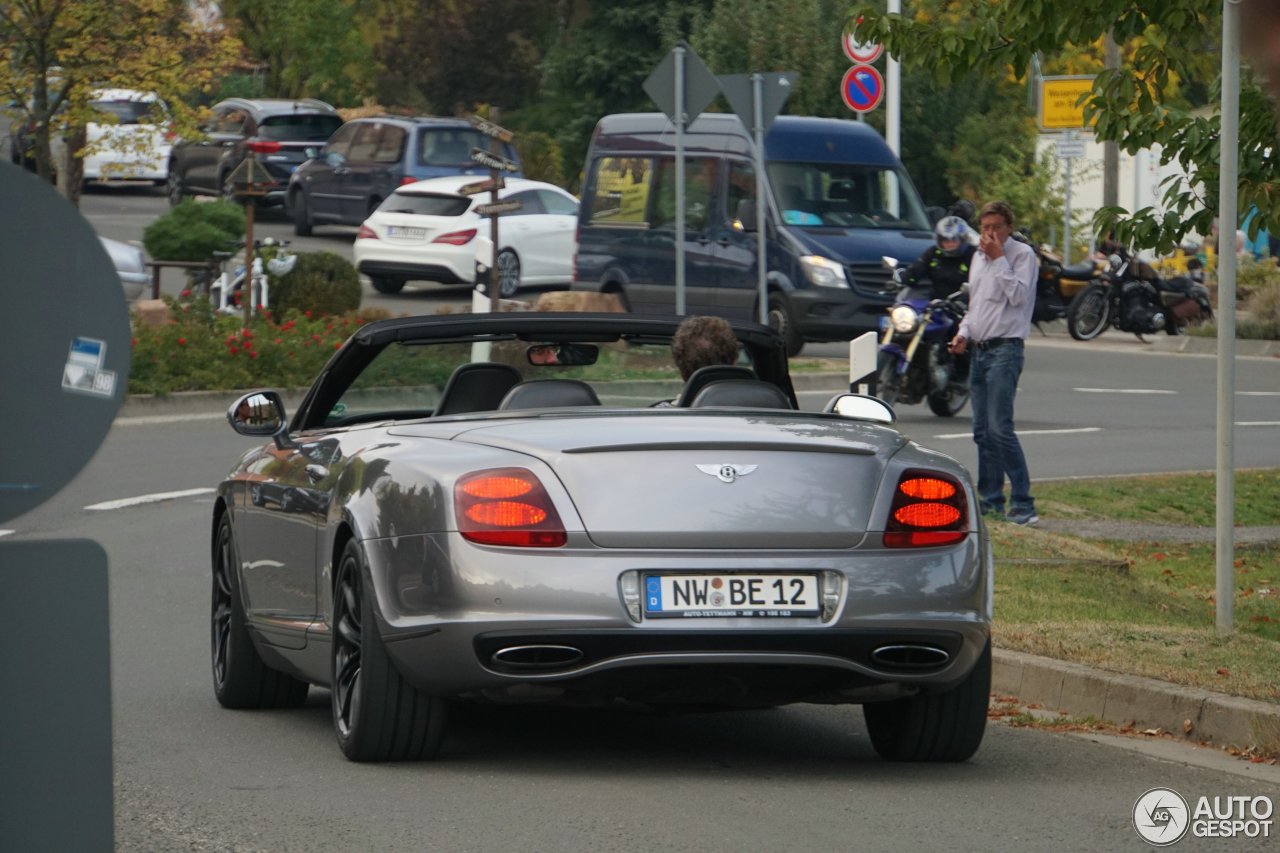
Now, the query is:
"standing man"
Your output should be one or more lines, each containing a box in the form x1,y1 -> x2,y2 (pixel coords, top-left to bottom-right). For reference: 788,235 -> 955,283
947,201 -> 1039,525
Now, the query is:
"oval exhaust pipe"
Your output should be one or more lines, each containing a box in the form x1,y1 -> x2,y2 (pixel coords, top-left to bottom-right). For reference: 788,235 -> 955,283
870,644 -> 951,670
491,644 -> 584,671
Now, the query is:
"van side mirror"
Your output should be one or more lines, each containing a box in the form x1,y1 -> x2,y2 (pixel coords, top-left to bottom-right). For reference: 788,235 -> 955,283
735,198 -> 758,232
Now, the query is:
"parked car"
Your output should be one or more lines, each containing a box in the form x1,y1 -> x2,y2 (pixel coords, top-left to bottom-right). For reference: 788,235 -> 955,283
166,98 -> 342,207
213,311 -> 992,763
287,115 -> 522,235
352,175 -> 577,296
574,113 -> 936,355
99,235 -> 149,303
49,89 -> 172,186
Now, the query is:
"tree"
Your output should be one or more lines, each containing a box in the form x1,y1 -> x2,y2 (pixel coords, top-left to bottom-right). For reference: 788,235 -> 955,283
849,0 -> 1280,253
218,0 -> 375,104
0,0 -> 238,203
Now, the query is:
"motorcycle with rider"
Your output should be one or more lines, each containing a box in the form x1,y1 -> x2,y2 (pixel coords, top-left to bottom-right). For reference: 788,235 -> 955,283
876,215 -> 973,417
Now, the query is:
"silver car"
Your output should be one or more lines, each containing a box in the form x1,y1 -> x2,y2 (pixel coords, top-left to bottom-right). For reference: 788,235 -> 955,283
214,312 -> 991,763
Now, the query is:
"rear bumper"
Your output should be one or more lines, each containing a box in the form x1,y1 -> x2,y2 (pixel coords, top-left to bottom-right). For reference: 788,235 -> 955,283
356,259 -> 470,285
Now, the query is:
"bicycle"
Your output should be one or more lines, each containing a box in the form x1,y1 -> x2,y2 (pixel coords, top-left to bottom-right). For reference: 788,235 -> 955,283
209,238 -> 297,316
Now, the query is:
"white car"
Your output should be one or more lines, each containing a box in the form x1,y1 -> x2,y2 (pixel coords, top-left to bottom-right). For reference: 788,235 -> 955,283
51,89 -> 172,185
352,176 -> 578,296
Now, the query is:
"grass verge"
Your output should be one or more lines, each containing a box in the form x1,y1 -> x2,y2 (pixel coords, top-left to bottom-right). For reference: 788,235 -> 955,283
990,471 -> 1280,704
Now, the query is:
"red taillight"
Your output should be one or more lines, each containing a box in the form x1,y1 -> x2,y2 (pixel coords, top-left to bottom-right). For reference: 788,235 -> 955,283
455,468 -> 566,547
246,139 -> 281,154
399,176 -> 419,186
356,225 -> 377,240
884,471 -> 968,548
433,228 -> 477,246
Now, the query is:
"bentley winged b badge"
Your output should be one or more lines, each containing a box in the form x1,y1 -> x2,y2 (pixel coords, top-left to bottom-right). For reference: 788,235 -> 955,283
696,464 -> 758,484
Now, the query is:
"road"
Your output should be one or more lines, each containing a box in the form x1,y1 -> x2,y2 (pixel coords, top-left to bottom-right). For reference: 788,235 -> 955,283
9,185 -> 1271,851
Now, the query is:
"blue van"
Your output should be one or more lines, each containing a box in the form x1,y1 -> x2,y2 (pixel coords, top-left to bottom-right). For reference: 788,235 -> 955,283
287,115 -> 522,235
573,113 -> 935,354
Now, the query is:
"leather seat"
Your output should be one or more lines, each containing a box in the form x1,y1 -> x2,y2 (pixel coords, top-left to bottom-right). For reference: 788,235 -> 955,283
688,379 -> 793,409
673,364 -> 756,407
497,379 -> 601,410
434,362 -> 523,416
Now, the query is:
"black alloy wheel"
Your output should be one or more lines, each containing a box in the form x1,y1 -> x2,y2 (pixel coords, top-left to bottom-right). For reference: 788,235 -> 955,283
211,515 -> 308,709
497,249 -> 521,298
166,170 -> 185,207
1066,284 -> 1111,341
331,540 -> 446,762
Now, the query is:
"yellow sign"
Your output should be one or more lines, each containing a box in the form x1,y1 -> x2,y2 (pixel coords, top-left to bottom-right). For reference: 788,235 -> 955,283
1040,76 -> 1096,130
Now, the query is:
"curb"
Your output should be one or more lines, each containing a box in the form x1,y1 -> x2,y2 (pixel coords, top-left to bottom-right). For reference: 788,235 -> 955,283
993,648 -> 1279,751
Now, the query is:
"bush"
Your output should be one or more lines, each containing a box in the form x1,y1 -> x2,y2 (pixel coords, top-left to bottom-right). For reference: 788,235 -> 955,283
142,199 -> 244,261
517,130 -> 565,186
1246,280 -> 1280,325
270,251 -> 362,318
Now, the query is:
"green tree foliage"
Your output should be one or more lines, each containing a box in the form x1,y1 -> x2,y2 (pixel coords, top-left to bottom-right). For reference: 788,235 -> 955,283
849,0 -> 1280,254
0,0 -> 239,198
218,0 -> 374,104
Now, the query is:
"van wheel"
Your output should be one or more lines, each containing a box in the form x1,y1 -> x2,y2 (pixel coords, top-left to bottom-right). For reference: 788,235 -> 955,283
767,292 -> 803,356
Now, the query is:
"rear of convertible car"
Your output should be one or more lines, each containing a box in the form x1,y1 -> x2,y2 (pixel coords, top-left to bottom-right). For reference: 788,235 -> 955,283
358,412 -> 992,762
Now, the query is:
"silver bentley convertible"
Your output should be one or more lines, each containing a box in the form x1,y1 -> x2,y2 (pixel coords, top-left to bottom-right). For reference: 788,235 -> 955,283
213,312 -> 992,763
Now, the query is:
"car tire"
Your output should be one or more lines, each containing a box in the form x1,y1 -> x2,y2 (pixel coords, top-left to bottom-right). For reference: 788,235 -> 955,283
211,514 -> 309,709
332,539 -> 446,762
862,640 -> 990,762
370,276 -> 405,295
166,170 -> 186,207
497,249 -> 521,298
767,291 -> 804,357
292,190 -> 313,237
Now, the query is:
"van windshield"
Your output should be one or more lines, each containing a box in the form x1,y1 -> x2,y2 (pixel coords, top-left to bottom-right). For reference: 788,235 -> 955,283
767,162 -> 930,230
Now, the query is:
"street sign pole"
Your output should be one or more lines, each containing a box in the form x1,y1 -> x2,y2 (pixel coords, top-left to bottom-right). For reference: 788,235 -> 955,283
675,45 -> 687,315
752,73 -> 768,325
489,107 -> 502,314
1062,130 -> 1075,264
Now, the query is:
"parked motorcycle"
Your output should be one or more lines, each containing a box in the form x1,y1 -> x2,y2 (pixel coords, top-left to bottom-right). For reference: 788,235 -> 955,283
1028,240 -> 1107,328
1066,246 -> 1213,341
875,257 -> 970,417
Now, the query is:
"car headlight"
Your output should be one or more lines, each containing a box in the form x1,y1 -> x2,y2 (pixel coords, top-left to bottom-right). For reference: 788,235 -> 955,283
799,255 -> 848,288
890,304 -> 919,334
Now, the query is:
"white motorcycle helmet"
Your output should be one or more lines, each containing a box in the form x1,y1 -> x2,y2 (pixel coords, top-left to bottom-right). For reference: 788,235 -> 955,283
934,216 -> 970,256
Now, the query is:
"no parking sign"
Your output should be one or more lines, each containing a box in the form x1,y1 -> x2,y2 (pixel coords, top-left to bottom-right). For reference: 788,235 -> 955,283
840,64 -> 884,113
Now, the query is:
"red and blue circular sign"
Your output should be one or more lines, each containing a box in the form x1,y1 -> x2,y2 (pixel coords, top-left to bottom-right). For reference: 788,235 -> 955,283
840,64 -> 884,113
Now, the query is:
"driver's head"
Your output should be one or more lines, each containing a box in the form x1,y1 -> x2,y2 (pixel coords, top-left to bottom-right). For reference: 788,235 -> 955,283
672,316 -> 740,381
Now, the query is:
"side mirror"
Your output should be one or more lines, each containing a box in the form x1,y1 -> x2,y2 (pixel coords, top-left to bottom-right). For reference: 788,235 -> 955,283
735,198 -> 757,232
227,391 -> 296,449
304,146 -> 317,160
823,393 -> 896,424
325,151 -> 345,168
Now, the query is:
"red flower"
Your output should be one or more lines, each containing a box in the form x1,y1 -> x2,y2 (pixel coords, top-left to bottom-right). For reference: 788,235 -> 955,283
131,337 -> 139,347
249,351 -> 259,359
334,342 -> 342,349
181,289 -> 191,298
177,337 -> 187,345
241,329 -> 254,338
228,346 -> 239,355
304,310 -> 313,318
274,337 -> 283,344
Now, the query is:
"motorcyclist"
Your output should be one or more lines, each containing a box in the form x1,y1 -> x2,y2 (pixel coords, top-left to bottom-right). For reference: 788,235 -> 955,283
904,215 -> 975,300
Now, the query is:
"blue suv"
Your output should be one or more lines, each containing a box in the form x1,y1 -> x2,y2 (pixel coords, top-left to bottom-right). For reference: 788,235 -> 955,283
287,115 -> 522,235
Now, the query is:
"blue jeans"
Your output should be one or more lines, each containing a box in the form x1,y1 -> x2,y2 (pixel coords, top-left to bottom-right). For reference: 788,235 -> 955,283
969,340 -> 1034,515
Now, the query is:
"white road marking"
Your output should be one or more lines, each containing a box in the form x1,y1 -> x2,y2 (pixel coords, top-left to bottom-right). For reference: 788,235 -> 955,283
931,427 -> 1103,440
1237,421 -> 1280,427
0,530 -> 13,538
1073,387 -> 1177,395
1238,391 -> 1280,396
114,413 -> 224,426
85,488 -> 216,511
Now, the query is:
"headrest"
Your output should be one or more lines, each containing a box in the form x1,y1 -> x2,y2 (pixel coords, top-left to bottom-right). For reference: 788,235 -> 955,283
434,362 -> 523,416
497,379 -> 602,410
689,379 -> 793,409
674,364 -> 756,407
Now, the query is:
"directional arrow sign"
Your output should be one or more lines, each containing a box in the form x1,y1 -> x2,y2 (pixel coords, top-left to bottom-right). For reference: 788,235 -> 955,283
458,177 -> 504,196
469,114 -> 514,143
474,200 -> 523,217
470,148 -> 519,172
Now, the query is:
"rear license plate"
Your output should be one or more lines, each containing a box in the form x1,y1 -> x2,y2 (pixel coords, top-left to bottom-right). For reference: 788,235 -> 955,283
386,226 -> 427,240
642,573 -> 820,618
